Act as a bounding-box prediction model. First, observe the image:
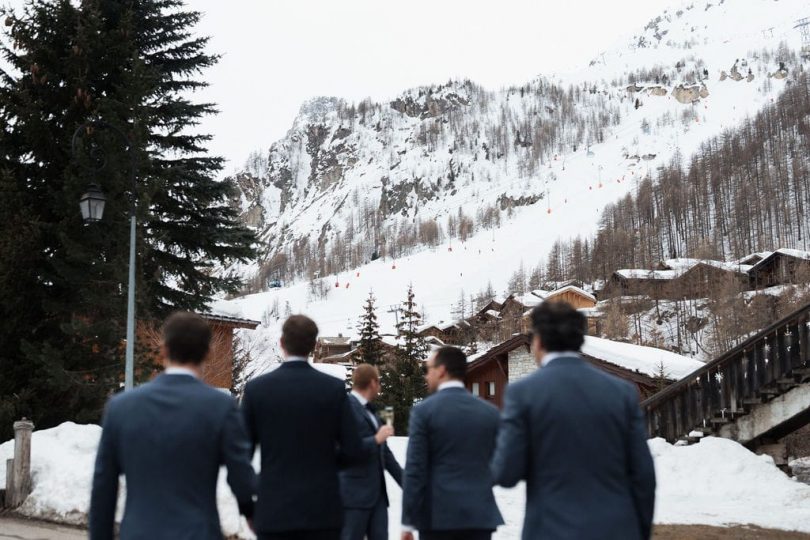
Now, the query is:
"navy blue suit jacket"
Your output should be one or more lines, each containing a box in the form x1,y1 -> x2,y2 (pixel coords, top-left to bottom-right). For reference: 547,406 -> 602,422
89,373 -> 255,540
241,361 -> 364,533
402,386 -> 504,532
339,393 -> 403,508
491,355 -> 656,540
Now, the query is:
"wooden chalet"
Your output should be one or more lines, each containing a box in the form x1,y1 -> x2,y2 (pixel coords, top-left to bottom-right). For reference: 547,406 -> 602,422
659,259 -> 750,299
314,334 -> 352,361
139,312 -> 260,390
416,320 -> 472,345
544,285 -> 597,309
749,248 -> 810,288
601,269 -> 675,299
465,333 -> 701,408
472,298 -> 505,324
602,259 -> 751,300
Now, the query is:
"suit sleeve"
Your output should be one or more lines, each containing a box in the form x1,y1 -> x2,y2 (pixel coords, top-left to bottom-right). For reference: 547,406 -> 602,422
491,383 -> 529,487
401,405 -> 428,528
221,399 -> 257,519
240,384 -> 258,454
384,443 -> 404,486
625,385 -> 656,540
89,400 -> 121,540
338,391 -> 365,463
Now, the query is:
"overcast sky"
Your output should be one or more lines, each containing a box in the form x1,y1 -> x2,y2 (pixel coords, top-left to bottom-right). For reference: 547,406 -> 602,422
9,0 -> 674,173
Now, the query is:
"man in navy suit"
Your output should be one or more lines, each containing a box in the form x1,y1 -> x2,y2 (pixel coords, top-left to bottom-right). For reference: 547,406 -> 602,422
401,346 -> 503,540
339,364 -> 403,540
89,312 -> 256,540
241,315 -> 364,540
491,302 -> 656,540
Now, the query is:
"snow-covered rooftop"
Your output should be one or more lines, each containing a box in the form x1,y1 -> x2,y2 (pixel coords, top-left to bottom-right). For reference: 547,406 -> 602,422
660,258 -> 752,275
616,269 -> 676,280
582,336 -> 703,380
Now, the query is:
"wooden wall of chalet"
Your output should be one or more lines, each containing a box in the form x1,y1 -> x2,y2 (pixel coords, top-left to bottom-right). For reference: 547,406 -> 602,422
546,290 -> 596,309
752,256 -> 810,289
418,326 -> 449,343
466,354 -> 507,409
314,340 -> 352,361
138,321 -> 236,390
601,275 -> 669,300
666,266 -> 748,300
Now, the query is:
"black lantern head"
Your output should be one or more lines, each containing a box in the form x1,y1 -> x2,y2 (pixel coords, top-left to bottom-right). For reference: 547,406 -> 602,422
79,183 -> 106,223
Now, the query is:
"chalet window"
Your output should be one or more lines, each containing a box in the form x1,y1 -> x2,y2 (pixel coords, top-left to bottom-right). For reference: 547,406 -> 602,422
488,382 -> 496,397
471,382 -> 480,396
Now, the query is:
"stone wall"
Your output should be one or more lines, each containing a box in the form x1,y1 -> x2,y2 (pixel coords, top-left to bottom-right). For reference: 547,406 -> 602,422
508,347 -> 536,382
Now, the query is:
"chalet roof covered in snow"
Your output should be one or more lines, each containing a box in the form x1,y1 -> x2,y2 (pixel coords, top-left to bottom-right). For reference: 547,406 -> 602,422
659,258 -> 752,275
615,268 -> 677,280
750,248 -> 810,271
582,336 -> 703,380
318,335 -> 351,345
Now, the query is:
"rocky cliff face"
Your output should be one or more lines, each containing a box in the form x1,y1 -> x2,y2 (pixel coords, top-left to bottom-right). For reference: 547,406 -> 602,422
226,0 -> 807,289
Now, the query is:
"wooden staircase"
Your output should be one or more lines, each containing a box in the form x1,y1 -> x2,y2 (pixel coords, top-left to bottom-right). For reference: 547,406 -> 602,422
642,302 -> 810,454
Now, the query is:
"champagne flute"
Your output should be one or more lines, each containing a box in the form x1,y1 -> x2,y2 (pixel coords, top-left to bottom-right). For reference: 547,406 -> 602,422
381,406 -> 394,427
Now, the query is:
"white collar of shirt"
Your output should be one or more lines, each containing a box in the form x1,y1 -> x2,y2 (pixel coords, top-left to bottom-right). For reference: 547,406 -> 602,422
438,380 -> 465,391
164,366 -> 199,378
350,390 -> 369,406
285,356 -> 308,362
541,351 -> 580,368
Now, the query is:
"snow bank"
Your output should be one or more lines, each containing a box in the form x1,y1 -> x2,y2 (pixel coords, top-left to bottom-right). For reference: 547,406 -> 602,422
0,422 -> 102,524
582,335 -> 703,379
5,425 -> 810,538
0,422 -> 252,537
650,437 -> 810,532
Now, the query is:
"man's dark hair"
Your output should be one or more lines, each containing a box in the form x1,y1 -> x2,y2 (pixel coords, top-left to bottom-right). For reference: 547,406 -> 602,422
162,311 -> 212,365
281,315 -> 319,357
434,346 -> 467,381
530,301 -> 586,352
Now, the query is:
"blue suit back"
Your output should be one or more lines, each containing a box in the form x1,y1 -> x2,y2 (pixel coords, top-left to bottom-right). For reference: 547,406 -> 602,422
491,356 -> 656,540
89,374 -> 255,540
402,387 -> 504,532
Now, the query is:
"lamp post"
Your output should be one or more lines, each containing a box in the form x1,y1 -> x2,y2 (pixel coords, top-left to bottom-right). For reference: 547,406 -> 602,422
72,120 -> 138,391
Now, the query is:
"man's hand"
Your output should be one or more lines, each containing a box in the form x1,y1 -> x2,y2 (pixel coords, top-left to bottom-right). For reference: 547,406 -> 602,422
401,532 -> 414,540
374,424 -> 395,444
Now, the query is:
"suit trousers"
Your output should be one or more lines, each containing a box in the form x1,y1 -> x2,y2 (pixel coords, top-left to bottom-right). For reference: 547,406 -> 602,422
259,531 -> 340,540
341,496 -> 388,540
419,530 -> 492,540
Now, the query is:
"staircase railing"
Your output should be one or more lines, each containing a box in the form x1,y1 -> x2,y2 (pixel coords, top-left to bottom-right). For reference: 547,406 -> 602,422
641,301 -> 810,442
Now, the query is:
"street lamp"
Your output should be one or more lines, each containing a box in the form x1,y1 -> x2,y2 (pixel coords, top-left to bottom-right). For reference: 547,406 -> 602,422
72,120 -> 138,391
78,183 -> 106,223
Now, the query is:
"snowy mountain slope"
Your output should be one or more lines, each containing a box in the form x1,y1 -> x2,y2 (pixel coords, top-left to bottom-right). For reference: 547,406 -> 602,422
216,0 -> 810,366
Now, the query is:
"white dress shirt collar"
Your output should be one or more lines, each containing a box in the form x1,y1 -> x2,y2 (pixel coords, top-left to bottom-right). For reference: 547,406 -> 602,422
285,355 -> 308,362
350,390 -> 369,406
541,351 -> 580,368
438,380 -> 465,391
164,366 -> 199,378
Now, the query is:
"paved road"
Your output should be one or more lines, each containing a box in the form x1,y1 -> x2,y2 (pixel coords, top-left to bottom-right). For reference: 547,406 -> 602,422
0,516 -> 85,540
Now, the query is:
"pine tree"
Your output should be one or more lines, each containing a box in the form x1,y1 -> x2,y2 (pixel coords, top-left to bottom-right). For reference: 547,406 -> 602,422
0,0 -> 256,438
354,291 -> 383,366
653,361 -> 670,392
379,284 -> 428,434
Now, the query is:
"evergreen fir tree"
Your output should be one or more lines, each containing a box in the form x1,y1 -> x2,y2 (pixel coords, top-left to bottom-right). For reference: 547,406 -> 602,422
379,284 -> 427,434
0,0 -> 256,439
353,291 -> 383,366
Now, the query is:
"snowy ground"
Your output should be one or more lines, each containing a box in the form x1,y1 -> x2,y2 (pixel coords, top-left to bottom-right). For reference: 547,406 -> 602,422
3,424 -> 810,538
